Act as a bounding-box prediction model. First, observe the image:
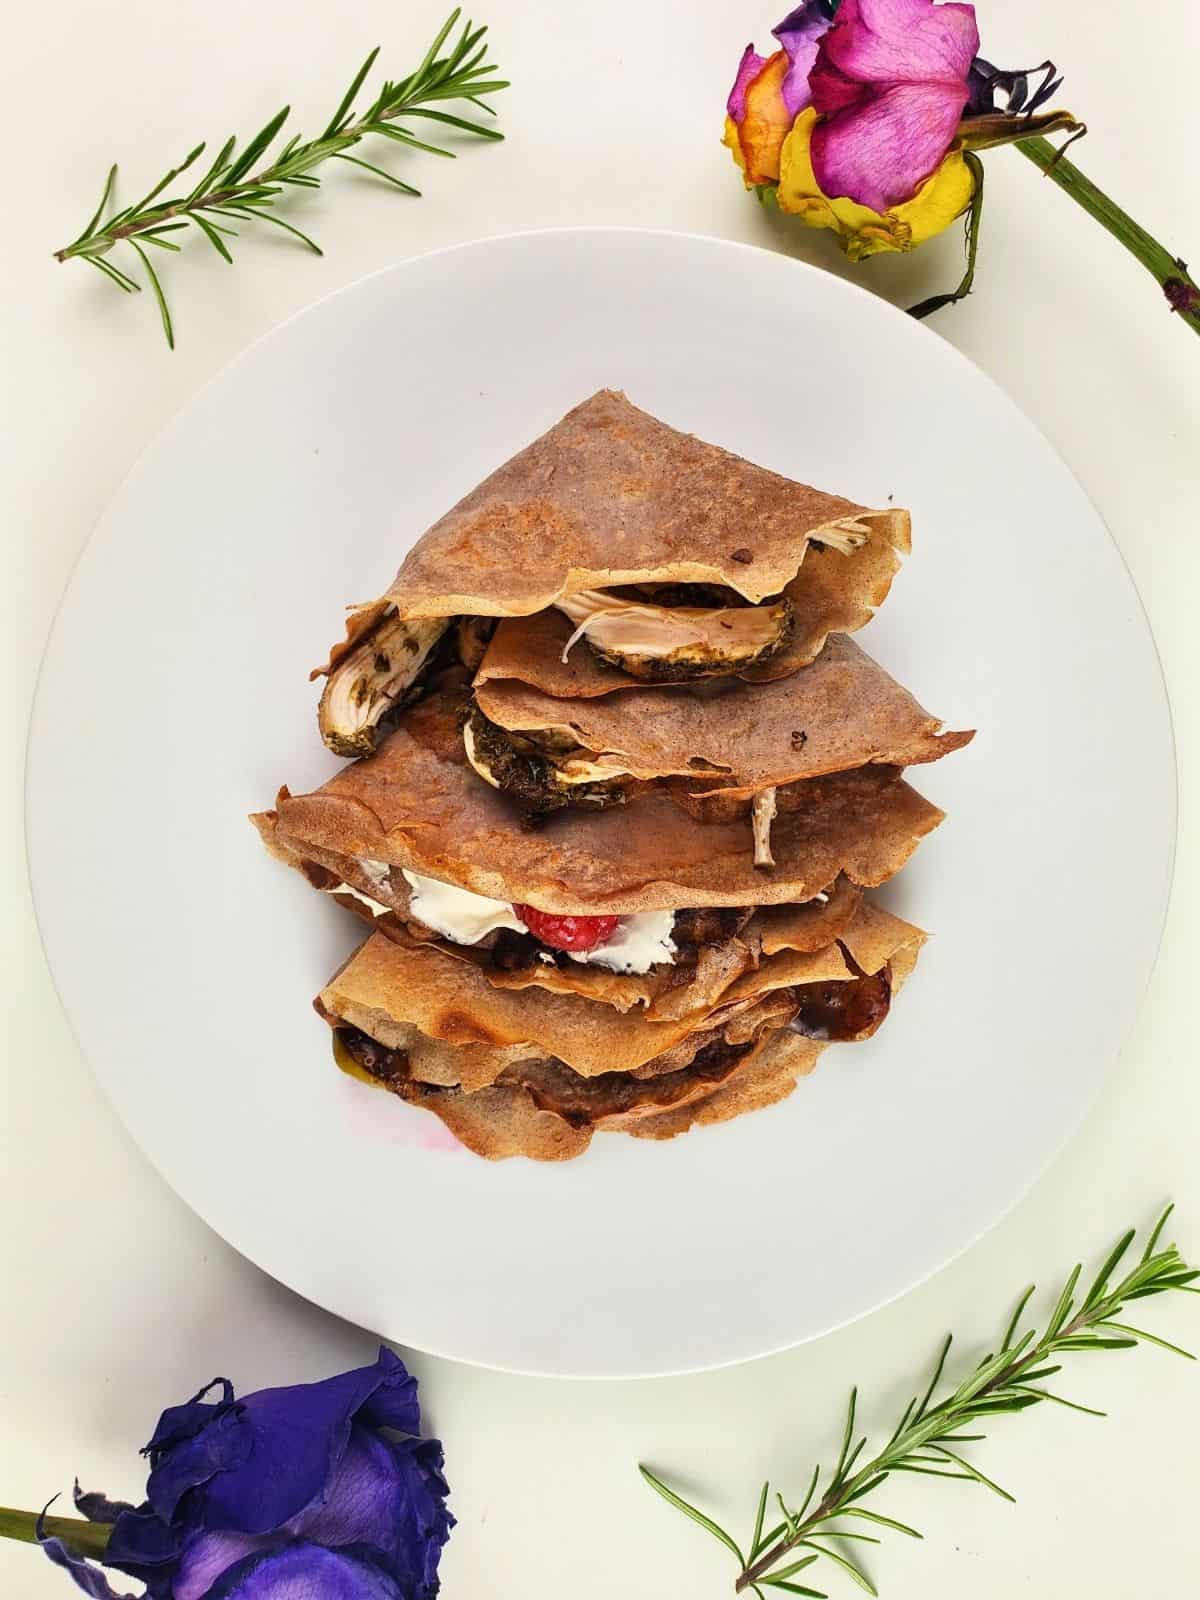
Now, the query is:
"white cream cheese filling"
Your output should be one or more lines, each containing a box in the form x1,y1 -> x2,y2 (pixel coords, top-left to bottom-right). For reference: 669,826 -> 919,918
400,870 -> 524,944
570,910 -> 678,974
396,869 -> 677,973
323,881 -> 392,918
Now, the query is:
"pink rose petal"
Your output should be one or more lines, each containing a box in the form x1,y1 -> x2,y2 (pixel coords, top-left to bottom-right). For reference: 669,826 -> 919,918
811,79 -> 970,211
823,0 -> 979,86
808,53 -> 871,115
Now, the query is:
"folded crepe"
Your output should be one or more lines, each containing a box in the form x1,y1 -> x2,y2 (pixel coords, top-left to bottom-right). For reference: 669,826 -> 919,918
313,390 -> 911,754
467,631 -> 973,812
319,898 -> 920,1081
254,683 -> 946,916
262,801 -> 866,1022
318,899 -> 924,1160
470,877 -> 866,1021
367,1029 -> 824,1162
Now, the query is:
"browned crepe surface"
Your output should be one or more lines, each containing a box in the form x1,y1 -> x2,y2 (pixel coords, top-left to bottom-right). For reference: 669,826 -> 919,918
319,898 -> 922,1082
345,1020 -> 815,1162
330,994 -> 790,1096
718,897 -> 926,1007
626,1029 -> 826,1143
259,688 -> 945,914
475,632 -> 973,798
392,932 -> 924,1160
259,802 -> 867,1020
319,931 -> 785,1077
395,1028 -> 814,1161
476,877 -> 862,1019
316,390 -> 910,672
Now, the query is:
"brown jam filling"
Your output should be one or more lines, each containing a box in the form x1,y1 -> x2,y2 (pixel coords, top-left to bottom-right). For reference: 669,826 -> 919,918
504,1034 -> 756,1128
336,959 -> 891,1129
335,1024 -> 753,1125
790,962 -> 892,1042
337,1027 -> 411,1086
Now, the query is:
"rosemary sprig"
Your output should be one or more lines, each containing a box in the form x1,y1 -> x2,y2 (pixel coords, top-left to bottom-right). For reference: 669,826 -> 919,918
53,9 -> 507,347
642,1205 -> 1197,1597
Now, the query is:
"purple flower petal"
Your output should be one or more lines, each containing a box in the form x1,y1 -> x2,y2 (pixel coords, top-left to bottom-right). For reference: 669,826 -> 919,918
105,1505 -> 184,1573
175,1531 -> 277,1600
203,1543 -> 412,1600
286,1427 -> 413,1551
40,1539 -> 138,1600
821,0 -> 979,84
772,3 -> 834,117
352,1350 -> 422,1437
144,1405 -> 253,1525
157,1349 -> 420,1538
143,1380 -> 236,1459
811,80 -> 969,210
727,45 -> 766,122
284,1428 -> 452,1599
385,1439 -> 453,1600
73,1482 -> 136,1526
37,1504 -> 139,1600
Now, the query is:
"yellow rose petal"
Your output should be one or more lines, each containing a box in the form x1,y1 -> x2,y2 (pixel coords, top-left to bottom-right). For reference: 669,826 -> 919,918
777,107 -> 974,257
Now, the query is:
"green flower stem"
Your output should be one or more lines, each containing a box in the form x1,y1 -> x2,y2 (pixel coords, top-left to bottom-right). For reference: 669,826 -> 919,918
1016,135 -> 1200,337
0,1505 -> 111,1559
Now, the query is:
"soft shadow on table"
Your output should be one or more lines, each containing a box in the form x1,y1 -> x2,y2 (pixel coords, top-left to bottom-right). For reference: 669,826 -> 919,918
736,198 -> 978,326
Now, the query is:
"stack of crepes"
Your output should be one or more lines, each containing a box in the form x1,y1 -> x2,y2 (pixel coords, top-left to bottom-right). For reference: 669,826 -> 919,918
252,391 -> 973,1160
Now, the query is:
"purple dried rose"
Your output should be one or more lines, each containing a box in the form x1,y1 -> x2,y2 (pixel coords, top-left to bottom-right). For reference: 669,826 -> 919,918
37,1348 -> 452,1600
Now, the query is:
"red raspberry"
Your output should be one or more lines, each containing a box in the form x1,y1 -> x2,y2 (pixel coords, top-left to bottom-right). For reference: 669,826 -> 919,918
513,904 -> 621,953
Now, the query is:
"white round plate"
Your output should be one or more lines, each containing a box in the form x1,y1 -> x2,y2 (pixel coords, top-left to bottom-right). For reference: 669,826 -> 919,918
27,229 -> 1174,1378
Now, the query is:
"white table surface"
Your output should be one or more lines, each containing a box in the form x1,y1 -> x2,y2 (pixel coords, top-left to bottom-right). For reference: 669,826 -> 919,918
3,2 -> 1198,1595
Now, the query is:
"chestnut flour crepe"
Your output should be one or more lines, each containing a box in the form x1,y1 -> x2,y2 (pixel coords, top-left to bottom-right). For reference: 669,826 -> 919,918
318,898 -> 923,1082
254,685 -> 946,915
318,902 -> 924,1159
473,631 -> 974,799
315,389 -> 911,671
248,384 -> 976,1163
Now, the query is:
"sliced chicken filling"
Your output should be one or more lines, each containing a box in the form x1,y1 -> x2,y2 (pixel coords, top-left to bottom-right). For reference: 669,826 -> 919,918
318,611 -> 450,757
554,586 -> 793,682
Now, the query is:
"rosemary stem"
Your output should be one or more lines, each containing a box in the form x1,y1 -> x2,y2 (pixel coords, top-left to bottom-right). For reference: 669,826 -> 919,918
55,185 -> 279,259
50,5 -> 507,311
1016,135 -> 1200,336
648,1211 -> 1195,1597
54,93 -> 398,261
0,1507 -> 111,1560
735,1330 -> 1072,1591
